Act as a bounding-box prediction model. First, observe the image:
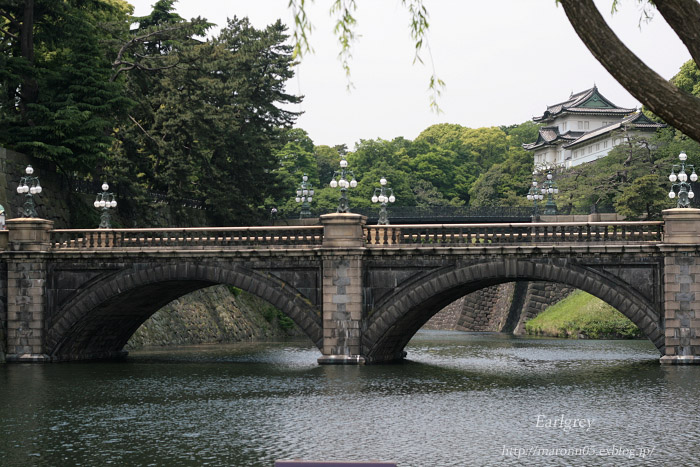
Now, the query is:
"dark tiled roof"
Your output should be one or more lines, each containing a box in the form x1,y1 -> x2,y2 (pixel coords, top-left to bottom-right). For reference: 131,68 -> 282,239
533,86 -> 635,122
563,107 -> 634,114
539,126 -> 559,142
522,127 -> 584,150
563,112 -> 665,148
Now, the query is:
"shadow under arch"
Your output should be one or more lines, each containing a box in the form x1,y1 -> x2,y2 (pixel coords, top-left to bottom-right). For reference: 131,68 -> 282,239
47,262 -> 322,361
363,258 -> 663,363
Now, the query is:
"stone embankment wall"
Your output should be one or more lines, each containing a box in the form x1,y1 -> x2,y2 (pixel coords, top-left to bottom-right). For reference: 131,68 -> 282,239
513,282 -> 576,334
456,283 -> 518,331
0,147 -> 75,226
424,284 -> 517,331
0,147 -> 209,228
126,286 -> 302,349
425,281 -> 574,334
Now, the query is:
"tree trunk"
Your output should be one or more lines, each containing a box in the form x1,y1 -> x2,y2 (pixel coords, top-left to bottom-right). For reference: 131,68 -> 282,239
19,0 -> 37,119
560,0 -> 700,143
655,0 -> 700,67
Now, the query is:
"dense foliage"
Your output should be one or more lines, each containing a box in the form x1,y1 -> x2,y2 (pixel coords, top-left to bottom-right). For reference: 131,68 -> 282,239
110,8 -> 301,224
1,2 -> 698,224
270,122 -> 541,218
1,0 -> 301,225
0,0 -> 132,174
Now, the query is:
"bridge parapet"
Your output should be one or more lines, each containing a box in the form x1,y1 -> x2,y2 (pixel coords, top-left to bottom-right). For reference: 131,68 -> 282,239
49,226 -> 324,250
365,221 -> 664,246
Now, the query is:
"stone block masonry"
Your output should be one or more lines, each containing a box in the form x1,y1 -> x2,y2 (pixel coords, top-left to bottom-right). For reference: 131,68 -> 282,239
4,218 -> 53,361
660,208 -> 700,364
422,296 -> 464,330
317,213 -> 366,364
0,146 -> 210,229
514,282 -> 576,335
0,147 -> 72,227
0,263 -> 6,362
456,283 -> 516,332
660,249 -> 700,362
424,283 -> 515,332
424,281 -> 573,334
125,285 -> 302,349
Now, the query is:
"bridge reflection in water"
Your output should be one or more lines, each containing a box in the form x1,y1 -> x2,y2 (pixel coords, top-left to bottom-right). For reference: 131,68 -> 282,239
2,208 -> 699,365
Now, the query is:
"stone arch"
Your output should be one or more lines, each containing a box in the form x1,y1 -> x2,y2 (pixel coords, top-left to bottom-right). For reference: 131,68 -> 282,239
363,258 -> 662,363
47,262 -> 322,361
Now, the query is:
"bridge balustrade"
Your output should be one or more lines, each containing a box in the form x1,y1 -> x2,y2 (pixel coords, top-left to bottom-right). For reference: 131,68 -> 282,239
50,226 -> 324,250
364,221 -> 664,246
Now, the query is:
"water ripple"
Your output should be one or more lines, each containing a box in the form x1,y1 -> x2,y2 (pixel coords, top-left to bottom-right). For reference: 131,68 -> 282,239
0,333 -> 695,466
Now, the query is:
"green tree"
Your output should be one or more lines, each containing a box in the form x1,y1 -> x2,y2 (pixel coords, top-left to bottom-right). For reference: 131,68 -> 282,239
468,150 -> 533,207
271,128 -> 318,217
0,0 -> 132,175
614,174 -> 668,219
416,124 -> 508,170
414,124 -> 515,204
314,145 -> 341,186
672,59 -> 700,97
110,7 -> 302,224
412,179 -> 453,207
349,137 -> 412,177
468,122 -> 540,206
408,145 -> 460,200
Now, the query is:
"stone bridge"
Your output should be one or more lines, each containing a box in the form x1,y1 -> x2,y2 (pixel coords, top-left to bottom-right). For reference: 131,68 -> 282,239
2,209 -> 700,365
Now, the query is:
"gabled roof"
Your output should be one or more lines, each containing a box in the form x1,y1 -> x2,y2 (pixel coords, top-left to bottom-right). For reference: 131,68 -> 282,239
563,112 -> 666,149
533,86 -> 636,123
522,126 -> 584,150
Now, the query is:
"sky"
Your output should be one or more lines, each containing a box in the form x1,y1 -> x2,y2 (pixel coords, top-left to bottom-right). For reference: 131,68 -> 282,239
127,0 -> 690,150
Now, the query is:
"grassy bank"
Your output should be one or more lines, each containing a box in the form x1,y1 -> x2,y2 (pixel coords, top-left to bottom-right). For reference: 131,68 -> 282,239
525,290 -> 641,339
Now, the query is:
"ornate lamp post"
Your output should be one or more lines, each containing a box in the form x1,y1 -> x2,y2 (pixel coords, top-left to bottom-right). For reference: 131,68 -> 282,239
668,151 -> 697,208
526,175 -> 544,219
16,165 -> 42,218
329,155 -> 357,213
541,170 -> 559,215
295,173 -> 315,219
94,182 -> 117,228
371,176 -> 396,225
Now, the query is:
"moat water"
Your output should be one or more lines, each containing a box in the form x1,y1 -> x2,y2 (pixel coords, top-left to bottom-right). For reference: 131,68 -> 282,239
1,331 -> 698,466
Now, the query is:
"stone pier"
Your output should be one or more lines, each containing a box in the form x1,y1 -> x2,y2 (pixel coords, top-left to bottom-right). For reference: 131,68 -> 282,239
660,208 -> 700,364
5,218 -> 53,362
317,213 -> 366,364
